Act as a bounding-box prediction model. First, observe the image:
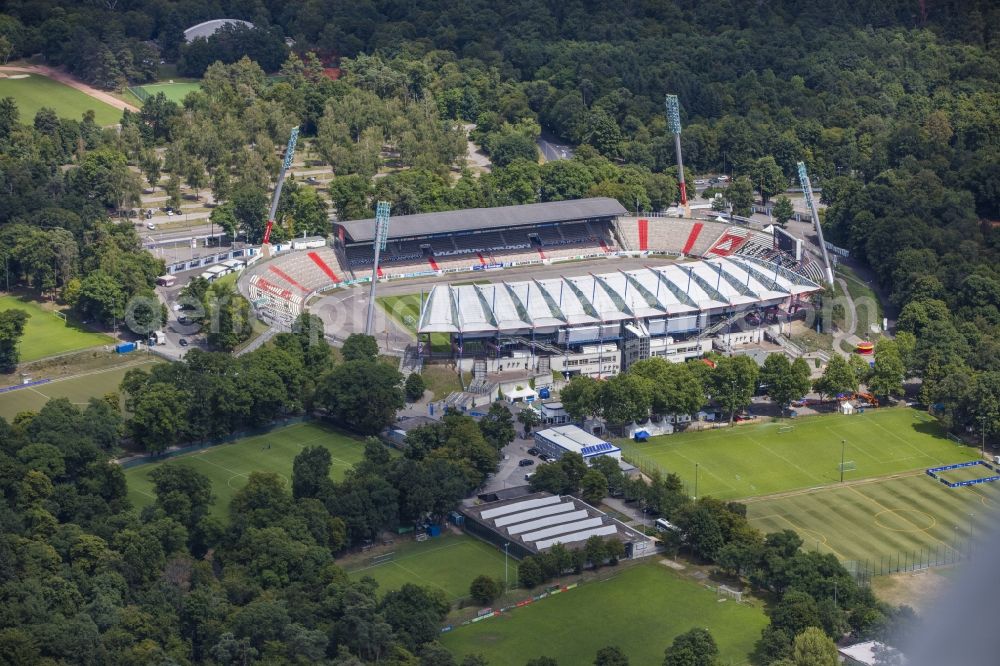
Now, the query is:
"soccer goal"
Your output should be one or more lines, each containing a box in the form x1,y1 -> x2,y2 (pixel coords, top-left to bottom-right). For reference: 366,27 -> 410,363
717,585 -> 743,602
778,425 -> 795,434
371,552 -> 395,566
55,312 -> 67,322
838,460 -> 857,473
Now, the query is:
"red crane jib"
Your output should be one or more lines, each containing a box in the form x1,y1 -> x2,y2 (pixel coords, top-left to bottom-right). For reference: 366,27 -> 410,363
263,219 -> 275,244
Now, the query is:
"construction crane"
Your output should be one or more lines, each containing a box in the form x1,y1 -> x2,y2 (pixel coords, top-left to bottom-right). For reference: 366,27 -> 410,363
665,94 -> 688,213
262,126 -> 300,247
797,161 -> 835,286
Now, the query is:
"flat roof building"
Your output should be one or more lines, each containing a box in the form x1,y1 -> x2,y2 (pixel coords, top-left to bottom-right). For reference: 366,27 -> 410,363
534,425 -> 621,462
462,492 -> 652,559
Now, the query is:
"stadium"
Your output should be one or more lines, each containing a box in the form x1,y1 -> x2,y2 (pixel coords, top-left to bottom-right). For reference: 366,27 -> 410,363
241,197 -> 824,373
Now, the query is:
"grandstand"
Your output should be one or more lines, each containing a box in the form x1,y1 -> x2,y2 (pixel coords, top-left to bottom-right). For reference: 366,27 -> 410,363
240,198 -> 820,331
417,255 -> 821,376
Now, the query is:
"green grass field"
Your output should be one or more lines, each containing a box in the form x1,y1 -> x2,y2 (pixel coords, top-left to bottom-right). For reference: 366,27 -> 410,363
0,357 -> 161,420
125,422 -> 367,519
378,293 -> 451,352
130,81 -> 202,104
441,563 -> 767,665
619,409 -> 975,500
0,74 -> 122,125
746,473 -> 999,562
347,533 -> 515,601
0,295 -> 113,363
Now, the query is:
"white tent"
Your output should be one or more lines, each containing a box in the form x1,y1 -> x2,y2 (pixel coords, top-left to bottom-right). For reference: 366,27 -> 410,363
840,401 -> 855,415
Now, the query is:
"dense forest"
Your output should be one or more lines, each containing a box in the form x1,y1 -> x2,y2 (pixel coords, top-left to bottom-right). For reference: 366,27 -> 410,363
0,0 -> 999,663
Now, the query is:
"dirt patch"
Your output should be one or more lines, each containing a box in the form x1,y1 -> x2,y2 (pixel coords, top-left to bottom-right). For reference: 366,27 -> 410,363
871,568 -> 954,611
659,559 -> 685,570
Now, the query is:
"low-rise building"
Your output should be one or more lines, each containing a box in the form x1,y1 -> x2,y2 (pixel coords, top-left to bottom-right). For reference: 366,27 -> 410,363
533,425 -> 621,463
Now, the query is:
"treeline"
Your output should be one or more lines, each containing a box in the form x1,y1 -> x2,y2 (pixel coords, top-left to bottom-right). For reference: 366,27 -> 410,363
0,384 -> 498,664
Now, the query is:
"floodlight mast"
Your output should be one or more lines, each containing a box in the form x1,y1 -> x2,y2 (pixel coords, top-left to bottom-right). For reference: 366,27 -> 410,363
665,94 -> 688,209
262,126 -> 300,246
796,161 -> 835,286
364,201 -> 391,335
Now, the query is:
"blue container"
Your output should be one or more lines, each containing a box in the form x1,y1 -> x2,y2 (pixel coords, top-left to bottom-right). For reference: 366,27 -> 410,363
115,342 -> 137,354
538,387 -> 551,399
427,524 -> 441,537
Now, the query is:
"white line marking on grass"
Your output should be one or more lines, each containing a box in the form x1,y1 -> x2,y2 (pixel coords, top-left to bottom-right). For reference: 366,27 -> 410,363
27,387 -> 49,399
746,434 -> 827,485
668,448 -> 739,495
863,414 -> 944,462
193,455 -> 249,479
132,487 -> 156,499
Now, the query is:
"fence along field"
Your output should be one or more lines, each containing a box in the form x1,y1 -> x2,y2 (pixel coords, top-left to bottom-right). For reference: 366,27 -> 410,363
619,409 -> 976,500
125,421 -> 367,519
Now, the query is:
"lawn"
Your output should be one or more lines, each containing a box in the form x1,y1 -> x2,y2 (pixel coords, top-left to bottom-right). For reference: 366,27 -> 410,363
346,533 -> 515,601
378,293 -> 451,353
619,409 -> 976,500
0,356 -> 161,420
746,472 -> 999,563
131,81 -> 202,104
837,265 -> 883,337
0,295 -> 113,363
125,421 -> 368,519
441,563 -> 768,665
0,74 -> 122,125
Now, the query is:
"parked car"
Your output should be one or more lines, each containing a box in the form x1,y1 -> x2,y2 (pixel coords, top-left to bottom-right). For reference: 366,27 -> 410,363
306,176 -> 319,184
178,338 -> 189,347
146,223 -> 156,230
527,447 -> 539,456
518,459 -> 534,467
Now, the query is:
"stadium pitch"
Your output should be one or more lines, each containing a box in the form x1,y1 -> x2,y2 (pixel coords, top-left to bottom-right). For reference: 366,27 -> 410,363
441,562 -> 767,665
746,472 -> 999,563
619,409 -> 976,500
0,74 -> 122,125
346,533 -> 515,601
377,293 -> 451,352
0,295 -> 113,363
125,422 -> 368,519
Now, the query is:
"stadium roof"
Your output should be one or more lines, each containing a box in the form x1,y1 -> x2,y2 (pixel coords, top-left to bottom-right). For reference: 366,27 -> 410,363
184,19 -> 254,42
417,255 -> 821,334
340,198 -> 628,243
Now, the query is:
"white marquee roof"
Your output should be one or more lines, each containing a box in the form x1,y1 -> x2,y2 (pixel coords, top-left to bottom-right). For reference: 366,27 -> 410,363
417,255 -> 820,334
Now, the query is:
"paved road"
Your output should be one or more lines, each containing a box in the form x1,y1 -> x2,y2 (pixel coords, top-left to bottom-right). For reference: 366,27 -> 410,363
537,133 -> 574,162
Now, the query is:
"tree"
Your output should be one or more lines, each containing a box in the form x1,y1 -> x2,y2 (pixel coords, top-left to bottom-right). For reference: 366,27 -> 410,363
663,627 -> 719,666
868,340 -> 905,398
629,358 -> 705,417
210,202 -> 239,238
0,309 -> 28,372
165,172 -> 183,210
518,408 -> 541,437
726,177 -> 755,217
594,645 -> 629,666
560,375 -> 601,420
329,174 -> 373,221
772,195 -> 795,228
469,575 -> 502,605
599,373 -> 652,425
150,464 -> 214,528
813,355 -> 858,399
712,355 -> 760,423
404,373 -> 426,402
231,183 -> 269,243
789,627 -> 838,666
128,382 -> 189,453
580,468 -> 609,505
319,360 -> 404,435
750,156 -> 787,204
212,166 -> 231,204
479,403 -> 516,450
342,333 -> 380,362
139,150 -> 161,192
761,353 -> 810,410
185,158 -> 207,200
292,445 -> 334,500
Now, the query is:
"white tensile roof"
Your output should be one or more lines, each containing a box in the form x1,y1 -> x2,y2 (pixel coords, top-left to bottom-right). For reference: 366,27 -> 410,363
417,255 -> 819,334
